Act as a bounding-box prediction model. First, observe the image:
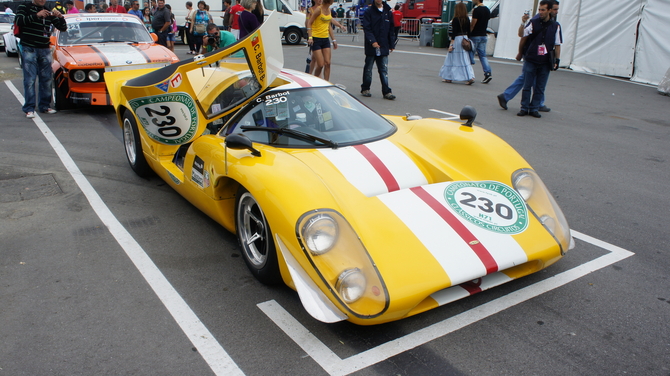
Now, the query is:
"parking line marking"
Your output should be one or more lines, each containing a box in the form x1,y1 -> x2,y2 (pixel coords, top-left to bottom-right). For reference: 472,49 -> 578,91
6,81 -> 244,376
258,230 -> 634,376
428,109 -> 460,120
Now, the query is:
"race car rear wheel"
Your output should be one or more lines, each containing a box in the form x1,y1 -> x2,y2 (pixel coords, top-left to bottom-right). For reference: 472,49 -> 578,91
235,188 -> 281,285
122,110 -> 151,177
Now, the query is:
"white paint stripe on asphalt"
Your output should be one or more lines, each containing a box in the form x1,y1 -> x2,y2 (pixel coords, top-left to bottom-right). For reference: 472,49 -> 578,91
6,80 -> 244,376
258,230 -> 634,376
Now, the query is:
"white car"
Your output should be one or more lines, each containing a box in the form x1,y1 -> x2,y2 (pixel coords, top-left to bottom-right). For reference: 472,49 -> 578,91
1,12 -> 16,53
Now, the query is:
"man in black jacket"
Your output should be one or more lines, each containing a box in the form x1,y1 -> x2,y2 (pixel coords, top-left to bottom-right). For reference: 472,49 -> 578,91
361,0 -> 395,100
16,0 -> 67,118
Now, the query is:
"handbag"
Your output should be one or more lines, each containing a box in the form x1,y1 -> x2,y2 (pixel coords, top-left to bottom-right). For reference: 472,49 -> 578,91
195,23 -> 206,34
461,37 -> 472,51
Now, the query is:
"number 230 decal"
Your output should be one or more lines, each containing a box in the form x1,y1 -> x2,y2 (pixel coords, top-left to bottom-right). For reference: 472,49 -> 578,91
129,93 -> 199,145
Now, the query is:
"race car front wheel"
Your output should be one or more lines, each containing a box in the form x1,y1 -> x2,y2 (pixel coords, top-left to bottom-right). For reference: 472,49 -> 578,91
235,188 -> 281,285
122,110 -> 151,177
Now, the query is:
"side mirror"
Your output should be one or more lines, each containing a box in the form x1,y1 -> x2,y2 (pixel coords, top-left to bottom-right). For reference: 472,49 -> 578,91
460,105 -> 477,127
226,133 -> 261,156
150,33 -> 158,42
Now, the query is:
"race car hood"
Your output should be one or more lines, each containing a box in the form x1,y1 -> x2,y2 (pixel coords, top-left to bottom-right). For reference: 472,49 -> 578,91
279,118 -> 569,320
58,43 -> 176,68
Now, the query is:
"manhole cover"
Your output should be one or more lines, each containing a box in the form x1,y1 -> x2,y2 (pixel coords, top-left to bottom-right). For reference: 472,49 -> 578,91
0,174 -> 63,203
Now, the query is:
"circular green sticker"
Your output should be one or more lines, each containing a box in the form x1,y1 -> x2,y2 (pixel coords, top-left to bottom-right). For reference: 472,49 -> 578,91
129,93 -> 198,145
444,181 -> 528,234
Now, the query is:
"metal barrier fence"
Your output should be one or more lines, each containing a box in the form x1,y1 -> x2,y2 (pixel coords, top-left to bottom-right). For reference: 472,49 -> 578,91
330,17 -> 422,40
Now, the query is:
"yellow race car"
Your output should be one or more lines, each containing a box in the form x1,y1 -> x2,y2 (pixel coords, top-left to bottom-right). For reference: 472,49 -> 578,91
106,13 -> 574,325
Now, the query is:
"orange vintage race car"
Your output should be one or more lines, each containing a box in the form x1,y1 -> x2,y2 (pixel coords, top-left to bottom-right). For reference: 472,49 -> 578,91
52,13 -> 179,110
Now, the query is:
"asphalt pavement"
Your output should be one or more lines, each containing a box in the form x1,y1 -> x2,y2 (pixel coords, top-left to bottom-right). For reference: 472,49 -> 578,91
1,37 -> 669,375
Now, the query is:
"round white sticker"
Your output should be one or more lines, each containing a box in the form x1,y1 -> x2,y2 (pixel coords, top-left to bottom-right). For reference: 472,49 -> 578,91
444,181 -> 529,234
129,93 -> 198,145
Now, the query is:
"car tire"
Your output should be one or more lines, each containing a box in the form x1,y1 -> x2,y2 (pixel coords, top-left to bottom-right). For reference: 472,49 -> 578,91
283,27 -> 302,45
235,187 -> 282,285
122,110 -> 151,177
53,74 -> 75,111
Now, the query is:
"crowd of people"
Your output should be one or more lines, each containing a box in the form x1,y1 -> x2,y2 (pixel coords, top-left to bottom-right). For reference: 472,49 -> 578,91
14,0 -> 564,119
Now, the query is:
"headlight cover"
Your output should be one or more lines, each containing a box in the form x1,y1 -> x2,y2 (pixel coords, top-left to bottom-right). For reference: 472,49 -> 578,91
88,70 -> 100,82
512,169 -> 572,253
297,209 -> 389,319
73,70 -> 86,82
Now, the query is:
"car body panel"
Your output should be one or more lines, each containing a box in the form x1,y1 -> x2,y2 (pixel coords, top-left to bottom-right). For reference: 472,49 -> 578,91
105,12 -> 573,325
52,13 -> 179,108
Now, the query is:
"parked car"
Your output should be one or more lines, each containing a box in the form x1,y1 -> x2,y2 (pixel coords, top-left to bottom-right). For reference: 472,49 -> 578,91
105,14 -> 574,325
1,12 -> 17,55
52,13 -> 179,110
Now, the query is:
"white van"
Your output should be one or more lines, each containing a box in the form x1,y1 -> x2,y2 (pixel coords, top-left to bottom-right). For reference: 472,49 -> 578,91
170,0 -> 307,45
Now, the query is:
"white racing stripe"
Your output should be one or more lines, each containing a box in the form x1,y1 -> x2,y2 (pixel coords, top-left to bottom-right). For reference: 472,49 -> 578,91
6,80 -> 244,376
318,139 -> 427,197
430,272 -> 513,306
94,44 -> 149,66
378,182 -> 528,286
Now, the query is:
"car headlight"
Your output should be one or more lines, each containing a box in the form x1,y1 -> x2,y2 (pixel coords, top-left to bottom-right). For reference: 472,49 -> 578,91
336,268 -> 366,303
297,209 -> 389,318
302,214 -> 338,255
73,70 -> 86,82
512,169 -> 572,253
88,70 -> 100,82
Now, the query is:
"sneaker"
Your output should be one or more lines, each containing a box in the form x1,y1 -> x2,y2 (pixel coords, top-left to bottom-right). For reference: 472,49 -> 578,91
539,105 -> 551,112
26,111 -> 35,118
383,93 -> 396,100
482,73 -> 492,84
44,108 -> 57,114
361,90 -> 371,97
497,94 -> 508,110
517,110 -> 528,117
529,111 -> 541,118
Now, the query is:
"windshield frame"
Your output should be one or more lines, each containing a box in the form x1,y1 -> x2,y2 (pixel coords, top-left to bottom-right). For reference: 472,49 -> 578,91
57,19 -> 153,46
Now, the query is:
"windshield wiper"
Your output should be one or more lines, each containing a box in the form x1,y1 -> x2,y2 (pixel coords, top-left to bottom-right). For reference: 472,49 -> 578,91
240,126 -> 338,148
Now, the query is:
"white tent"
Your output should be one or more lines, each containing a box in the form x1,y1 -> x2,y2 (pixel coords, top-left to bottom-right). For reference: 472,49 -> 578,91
493,0 -> 670,85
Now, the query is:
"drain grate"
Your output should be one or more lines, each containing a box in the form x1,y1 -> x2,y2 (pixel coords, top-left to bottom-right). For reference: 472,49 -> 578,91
0,174 -> 63,203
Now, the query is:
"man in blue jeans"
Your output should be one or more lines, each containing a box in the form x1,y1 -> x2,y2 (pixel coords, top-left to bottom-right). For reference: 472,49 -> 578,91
16,0 -> 67,118
361,0 -> 396,100
498,1 -> 561,112
470,0 -> 492,83
514,0 -> 561,118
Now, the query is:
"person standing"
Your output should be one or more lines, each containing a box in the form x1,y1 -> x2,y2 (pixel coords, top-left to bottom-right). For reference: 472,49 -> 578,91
190,1 -> 210,54
392,4 -> 402,44
470,0 -> 491,83
221,0 -> 232,30
497,1 -> 560,112
52,1 -> 66,14
360,0 -> 395,99
152,0 -> 172,47
16,0 -> 67,118
238,0 -> 260,39
107,0 -> 126,12
251,0 -> 264,24
229,0 -> 244,39
516,0 -> 561,118
184,1 -> 197,54
307,0 -> 343,81
65,0 -> 79,13
85,3 -> 97,12
438,2 -> 474,85
142,6 -> 153,31
128,0 -> 143,19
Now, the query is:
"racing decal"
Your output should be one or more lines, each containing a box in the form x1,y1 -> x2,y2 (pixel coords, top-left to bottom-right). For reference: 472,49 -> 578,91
128,93 -> 198,145
155,80 -> 170,93
377,182 -> 528,286
282,71 -> 312,88
169,73 -> 183,89
318,139 -> 428,197
191,156 -> 210,188
430,272 -> 512,306
444,181 -> 529,235
167,170 -> 181,185
90,44 -> 149,66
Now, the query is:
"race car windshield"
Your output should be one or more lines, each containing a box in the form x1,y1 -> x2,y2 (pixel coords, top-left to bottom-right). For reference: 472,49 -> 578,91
223,87 -> 396,147
59,21 -> 153,45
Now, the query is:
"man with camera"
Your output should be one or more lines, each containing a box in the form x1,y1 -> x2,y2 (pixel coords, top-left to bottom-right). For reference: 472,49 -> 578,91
16,0 -> 67,118
202,23 -> 236,53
